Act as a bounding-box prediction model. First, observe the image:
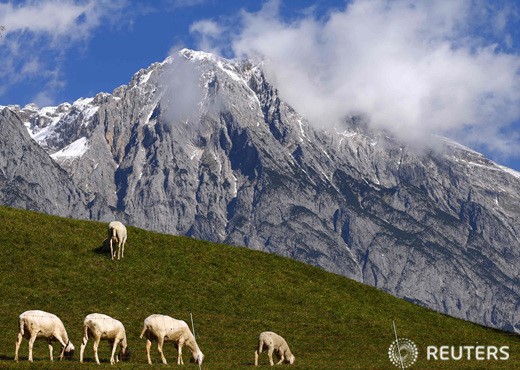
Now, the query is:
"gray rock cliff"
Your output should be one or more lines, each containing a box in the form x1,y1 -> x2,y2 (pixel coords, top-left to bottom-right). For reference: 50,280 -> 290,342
1,49 -> 519,332
0,107 -> 95,218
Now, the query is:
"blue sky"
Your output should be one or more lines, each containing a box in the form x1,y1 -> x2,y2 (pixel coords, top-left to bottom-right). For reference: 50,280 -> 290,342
1,0 -> 336,106
2,0 -> 520,171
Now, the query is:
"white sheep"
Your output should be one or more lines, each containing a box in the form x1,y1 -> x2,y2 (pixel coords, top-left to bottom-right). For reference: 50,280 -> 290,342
254,331 -> 295,366
140,314 -> 204,365
14,310 -> 75,362
79,313 -> 131,365
108,221 -> 127,260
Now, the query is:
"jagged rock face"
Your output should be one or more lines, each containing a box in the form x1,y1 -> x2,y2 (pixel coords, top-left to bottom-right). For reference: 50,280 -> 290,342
1,49 -> 519,332
0,107 -> 94,218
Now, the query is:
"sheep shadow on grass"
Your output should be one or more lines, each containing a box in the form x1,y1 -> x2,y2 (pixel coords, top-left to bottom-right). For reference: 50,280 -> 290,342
92,238 -> 111,259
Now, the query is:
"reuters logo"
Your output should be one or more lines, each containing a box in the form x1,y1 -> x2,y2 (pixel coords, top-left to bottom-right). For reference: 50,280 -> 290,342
388,338 -> 418,368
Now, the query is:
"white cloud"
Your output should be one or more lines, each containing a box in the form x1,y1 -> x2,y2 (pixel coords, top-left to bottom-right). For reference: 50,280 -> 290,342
33,91 -> 56,108
0,0 -> 128,105
19,58 -> 41,76
189,19 -> 226,55
224,0 -> 520,156
0,0 -> 107,44
190,19 -> 222,38
169,0 -> 206,8
160,53 -> 205,125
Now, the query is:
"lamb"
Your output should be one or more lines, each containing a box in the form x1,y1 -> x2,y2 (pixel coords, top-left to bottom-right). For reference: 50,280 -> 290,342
79,313 -> 131,365
14,310 -> 75,362
140,314 -> 204,365
108,221 -> 127,260
254,331 -> 295,366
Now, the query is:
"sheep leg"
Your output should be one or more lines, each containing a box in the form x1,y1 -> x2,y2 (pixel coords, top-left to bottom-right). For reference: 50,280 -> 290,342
112,341 -> 120,363
267,346 -> 275,366
28,334 -> 37,362
255,340 -> 265,366
55,337 -> 68,360
48,341 -> 54,362
276,352 -> 285,365
117,240 -> 122,260
145,339 -> 152,364
157,337 -> 167,365
109,239 -> 115,260
80,336 -> 88,363
177,341 -> 184,365
110,338 -> 120,365
79,338 -> 88,363
121,236 -> 126,259
93,337 -> 101,365
14,332 -> 23,362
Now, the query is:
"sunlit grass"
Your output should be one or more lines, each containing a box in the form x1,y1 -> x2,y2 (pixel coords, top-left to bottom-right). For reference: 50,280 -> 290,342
0,206 -> 518,368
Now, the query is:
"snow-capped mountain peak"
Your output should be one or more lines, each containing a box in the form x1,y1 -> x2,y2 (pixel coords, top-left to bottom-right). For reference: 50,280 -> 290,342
1,49 -> 520,333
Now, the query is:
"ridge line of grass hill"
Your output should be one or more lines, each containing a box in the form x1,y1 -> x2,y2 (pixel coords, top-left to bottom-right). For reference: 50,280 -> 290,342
0,206 -> 518,369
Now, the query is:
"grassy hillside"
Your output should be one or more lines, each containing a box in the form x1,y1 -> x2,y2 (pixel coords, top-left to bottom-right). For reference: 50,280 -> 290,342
0,206 -> 518,369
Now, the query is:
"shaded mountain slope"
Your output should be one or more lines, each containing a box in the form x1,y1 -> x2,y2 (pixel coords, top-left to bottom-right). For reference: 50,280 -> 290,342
0,49 -> 519,331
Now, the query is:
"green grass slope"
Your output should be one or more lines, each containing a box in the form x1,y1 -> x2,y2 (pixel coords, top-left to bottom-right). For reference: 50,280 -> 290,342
0,206 -> 518,369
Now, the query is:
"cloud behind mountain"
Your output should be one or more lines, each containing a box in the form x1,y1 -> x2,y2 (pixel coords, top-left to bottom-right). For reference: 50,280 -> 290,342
197,0 -> 520,156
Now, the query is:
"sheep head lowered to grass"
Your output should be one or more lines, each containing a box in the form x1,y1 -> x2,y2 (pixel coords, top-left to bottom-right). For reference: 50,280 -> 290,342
108,221 -> 127,260
255,331 -> 295,366
80,313 -> 130,365
140,314 -> 204,365
15,310 -> 75,362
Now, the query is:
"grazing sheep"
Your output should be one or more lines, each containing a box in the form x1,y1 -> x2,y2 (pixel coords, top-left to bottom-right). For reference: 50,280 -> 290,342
108,221 -> 127,260
14,310 -> 75,362
255,331 -> 295,366
80,313 -> 131,365
140,314 -> 204,365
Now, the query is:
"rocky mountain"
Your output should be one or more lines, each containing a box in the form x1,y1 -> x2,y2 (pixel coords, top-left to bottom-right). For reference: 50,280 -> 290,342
1,49 -> 519,332
0,106 -> 91,218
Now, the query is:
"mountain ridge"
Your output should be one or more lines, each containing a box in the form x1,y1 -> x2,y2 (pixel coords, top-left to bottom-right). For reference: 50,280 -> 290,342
1,49 -> 519,332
